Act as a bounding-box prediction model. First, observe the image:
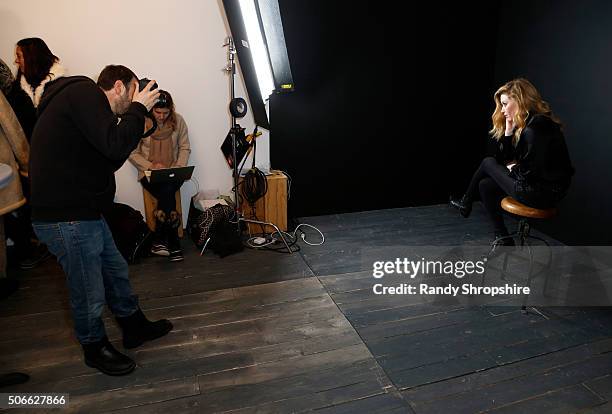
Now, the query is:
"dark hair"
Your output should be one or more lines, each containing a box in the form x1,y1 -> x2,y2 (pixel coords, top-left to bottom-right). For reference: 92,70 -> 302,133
16,38 -> 59,88
97,65 -> 138,91
152,90 -> 177,130
154,90 -> 174,109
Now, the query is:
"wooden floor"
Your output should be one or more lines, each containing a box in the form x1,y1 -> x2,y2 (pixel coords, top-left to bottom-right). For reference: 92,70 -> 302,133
1,203 -> 611,413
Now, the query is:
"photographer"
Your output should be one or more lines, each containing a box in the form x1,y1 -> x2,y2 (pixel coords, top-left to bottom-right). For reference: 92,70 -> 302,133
29,65 -> 173,376
129,90 -> 190,262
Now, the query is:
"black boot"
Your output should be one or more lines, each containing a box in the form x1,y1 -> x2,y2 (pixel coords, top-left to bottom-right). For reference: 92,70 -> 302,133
150,210 -> 169,256
166,210 -> 184,262
82,337 -> 135,376
0,372 -> 30,387
449,194 -> 473,218
116,309 -> 173,349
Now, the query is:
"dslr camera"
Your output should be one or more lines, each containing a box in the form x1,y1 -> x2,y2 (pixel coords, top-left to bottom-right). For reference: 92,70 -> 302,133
138,78 -> 167,106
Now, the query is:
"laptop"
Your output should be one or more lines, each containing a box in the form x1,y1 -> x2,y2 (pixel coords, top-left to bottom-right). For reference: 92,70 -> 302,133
147,166 -> 195,184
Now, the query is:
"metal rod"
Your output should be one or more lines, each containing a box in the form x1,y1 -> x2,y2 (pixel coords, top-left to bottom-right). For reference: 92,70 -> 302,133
223,37 -> 291,252
240,218 -> 293,254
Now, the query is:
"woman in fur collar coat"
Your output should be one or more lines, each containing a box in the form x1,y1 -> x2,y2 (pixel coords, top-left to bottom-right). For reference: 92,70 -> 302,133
8,38 -> 65,141
3,45 -> 54,269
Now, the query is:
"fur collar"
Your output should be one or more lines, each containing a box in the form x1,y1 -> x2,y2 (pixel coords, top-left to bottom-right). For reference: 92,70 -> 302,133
20,61 -> 66,108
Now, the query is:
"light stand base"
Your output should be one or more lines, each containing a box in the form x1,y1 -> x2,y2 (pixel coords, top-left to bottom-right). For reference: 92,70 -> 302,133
199,215 -> 293,255
242,217 -> 293,253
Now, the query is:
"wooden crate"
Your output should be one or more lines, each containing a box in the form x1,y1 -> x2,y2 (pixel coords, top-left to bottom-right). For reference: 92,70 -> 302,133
240,170 -> 287,232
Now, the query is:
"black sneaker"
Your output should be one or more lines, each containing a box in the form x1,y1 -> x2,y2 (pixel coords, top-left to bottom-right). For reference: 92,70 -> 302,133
150,243 -> 169,256
168,250 -> 184,262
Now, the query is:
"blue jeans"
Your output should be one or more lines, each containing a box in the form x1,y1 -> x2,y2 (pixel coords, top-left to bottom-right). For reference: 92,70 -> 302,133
33,219 -> 139,344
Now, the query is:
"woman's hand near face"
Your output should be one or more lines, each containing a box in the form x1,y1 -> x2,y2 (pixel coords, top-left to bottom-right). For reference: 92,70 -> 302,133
505,117 -> 515,136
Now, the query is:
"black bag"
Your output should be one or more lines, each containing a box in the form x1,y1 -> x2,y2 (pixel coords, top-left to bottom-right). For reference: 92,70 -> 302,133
103,202 -> 152,263
208,219 -> 244,257
188,203 -> 229,246
188,204 -> 243,257
186,195 -> 204,243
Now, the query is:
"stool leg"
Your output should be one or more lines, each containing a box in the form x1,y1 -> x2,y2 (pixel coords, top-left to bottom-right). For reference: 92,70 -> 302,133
518,220 -> 530,247
525,235 -> 553,298
521,242 -> 534,312
519,220 -> 533,312
528,236 -> 553,266
487,232 -> 517,260
500,251 -> 510,281
521,238 -> 550,319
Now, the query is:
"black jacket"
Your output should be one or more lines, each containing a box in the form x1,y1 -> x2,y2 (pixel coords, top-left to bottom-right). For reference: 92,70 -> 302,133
30,76 -> 147,221
487,114 -> 574,191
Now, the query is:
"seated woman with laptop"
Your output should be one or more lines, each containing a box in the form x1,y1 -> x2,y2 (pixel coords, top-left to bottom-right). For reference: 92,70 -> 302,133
129,90 -> 191,262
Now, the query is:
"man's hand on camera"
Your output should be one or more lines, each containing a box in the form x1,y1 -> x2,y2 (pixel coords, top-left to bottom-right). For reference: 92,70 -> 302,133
151,162 -> 165,170
132,80 -> 160,111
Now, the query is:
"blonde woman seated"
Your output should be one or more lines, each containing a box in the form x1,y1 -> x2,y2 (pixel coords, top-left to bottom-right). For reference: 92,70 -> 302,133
129,90 -> 190,262
450,78 -> 574,247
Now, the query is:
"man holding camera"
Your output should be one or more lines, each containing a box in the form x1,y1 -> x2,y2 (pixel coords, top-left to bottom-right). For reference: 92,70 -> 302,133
29,65 -> 173,376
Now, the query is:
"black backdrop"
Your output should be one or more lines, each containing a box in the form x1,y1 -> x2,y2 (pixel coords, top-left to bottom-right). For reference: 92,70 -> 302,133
270,1 -> 500,219
268,1 -> 612,244
494,0 -> 612,245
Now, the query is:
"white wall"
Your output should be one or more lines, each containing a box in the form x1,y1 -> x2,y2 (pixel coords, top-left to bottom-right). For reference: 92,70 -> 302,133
0,0 -> 270,222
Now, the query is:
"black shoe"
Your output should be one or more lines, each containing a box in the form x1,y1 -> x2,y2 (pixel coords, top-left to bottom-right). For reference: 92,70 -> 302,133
168,249 -> 184,262
116,309 -> 173,349
0,279 -> 19,299
82,337 -> 135,376
19,245 -> 52,270
449,194 -> 472,218
0,372 -> 30,387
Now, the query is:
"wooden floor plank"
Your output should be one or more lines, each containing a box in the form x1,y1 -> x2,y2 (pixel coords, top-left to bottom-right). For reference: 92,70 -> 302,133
1,205 -> 610,414
312,392 -> 412,414
406,353 -> 612,414
66,376 -> 200,414
484,384 -> 605,414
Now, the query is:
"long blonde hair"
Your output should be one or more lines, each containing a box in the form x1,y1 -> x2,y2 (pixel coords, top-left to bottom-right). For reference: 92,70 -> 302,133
489,78 -> 560,143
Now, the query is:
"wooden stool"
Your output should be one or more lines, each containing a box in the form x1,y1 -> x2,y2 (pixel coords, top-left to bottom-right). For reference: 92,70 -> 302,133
496,196 -> 556,246
143,188 -> 183,238
493,196 -> 557,316
501,197 -> 557,220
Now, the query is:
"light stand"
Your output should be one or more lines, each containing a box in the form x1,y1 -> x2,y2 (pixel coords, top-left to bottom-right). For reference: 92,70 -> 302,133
222,37 -> 293,253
